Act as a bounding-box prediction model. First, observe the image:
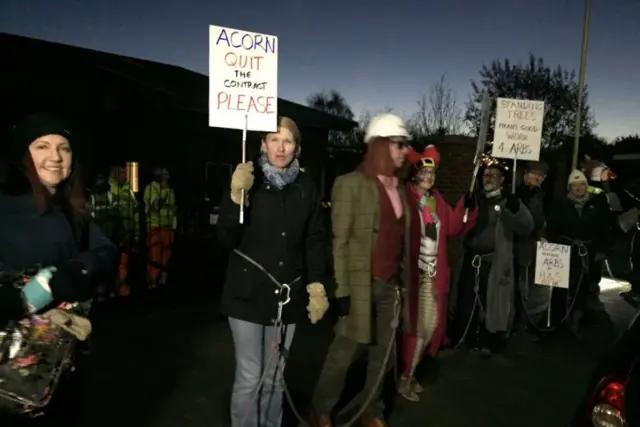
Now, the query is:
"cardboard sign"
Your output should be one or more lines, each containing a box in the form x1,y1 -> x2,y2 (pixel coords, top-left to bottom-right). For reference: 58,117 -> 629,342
208,25 -> 278,132
534,242 -> 571,288
492,97 -> 544,161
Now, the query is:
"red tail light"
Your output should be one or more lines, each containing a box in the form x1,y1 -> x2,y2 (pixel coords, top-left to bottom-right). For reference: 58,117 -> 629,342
588,376 -> 626,426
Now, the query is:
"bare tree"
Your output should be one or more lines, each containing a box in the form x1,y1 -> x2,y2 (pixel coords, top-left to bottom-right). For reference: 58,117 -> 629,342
307,90 -> 355,121
358,107 -> 393,131
412,74 -> 463,137
307,89 -> 358,149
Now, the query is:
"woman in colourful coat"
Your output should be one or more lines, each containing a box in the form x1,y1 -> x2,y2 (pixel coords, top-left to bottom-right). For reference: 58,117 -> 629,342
398,145 -> 477,402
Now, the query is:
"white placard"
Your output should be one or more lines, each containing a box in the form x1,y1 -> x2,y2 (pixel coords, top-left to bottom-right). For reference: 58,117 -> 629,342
492,97 -> 544,161
534,242 -> 571,289
208,25 -> 278,132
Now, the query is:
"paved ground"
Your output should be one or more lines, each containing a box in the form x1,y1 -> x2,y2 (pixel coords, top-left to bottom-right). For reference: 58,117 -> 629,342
54,277 -> 637,427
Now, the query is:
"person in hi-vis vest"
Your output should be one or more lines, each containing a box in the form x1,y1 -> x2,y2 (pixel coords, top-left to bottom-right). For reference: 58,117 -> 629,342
143,167 -> 176,289
90,173 -> 117,239
109,164 -> 140,297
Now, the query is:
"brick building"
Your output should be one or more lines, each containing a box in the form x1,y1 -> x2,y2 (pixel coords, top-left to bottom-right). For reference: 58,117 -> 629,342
423,135 -> 478,271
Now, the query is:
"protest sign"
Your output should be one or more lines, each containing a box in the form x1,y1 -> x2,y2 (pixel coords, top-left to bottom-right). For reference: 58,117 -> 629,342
209,25 -> 278,132
492,97 -> 544,161
463,90 -> 491,223
534,241 -> 571,289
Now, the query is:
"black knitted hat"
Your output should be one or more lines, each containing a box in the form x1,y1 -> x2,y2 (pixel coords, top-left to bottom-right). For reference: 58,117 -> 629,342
8,113 -> 73,164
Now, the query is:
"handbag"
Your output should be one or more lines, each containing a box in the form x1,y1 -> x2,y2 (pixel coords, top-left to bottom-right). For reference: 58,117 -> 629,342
0,271 -> 85,416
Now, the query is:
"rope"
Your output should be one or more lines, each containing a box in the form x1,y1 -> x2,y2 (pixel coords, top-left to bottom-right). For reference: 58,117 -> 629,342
455,238 -> 590,345
453,254 -> 484,350
233,249 -> 400,427
519,238 -> 590,333
284,288 -> 401,427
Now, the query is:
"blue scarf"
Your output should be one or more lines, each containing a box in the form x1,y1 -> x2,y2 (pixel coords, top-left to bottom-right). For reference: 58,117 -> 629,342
258,152 -> 300,189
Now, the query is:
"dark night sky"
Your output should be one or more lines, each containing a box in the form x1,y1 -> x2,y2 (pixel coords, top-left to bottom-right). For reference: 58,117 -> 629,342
1,0 -> 638,139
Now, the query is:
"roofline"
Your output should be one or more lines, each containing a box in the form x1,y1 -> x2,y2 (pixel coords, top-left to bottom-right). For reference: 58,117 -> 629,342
0,32 -> 358,131
167,103 -> 357,132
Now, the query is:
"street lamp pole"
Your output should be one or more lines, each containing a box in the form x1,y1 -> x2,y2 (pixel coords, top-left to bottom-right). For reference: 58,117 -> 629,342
572,0 -> 593,170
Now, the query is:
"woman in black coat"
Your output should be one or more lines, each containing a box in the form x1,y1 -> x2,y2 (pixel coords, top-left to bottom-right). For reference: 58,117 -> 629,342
546,170 -> 612,337
0,113 -> 118,326
217,117 -> 329,427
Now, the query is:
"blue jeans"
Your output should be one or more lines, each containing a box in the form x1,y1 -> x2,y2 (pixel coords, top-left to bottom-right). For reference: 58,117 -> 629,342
228,318 -> 296,427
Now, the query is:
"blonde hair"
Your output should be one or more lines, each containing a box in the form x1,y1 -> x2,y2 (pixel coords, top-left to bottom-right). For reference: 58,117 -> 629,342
263,116 -> 301,145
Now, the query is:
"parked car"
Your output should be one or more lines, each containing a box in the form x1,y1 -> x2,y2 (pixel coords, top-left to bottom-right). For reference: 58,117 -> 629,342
571,308 -> 639,426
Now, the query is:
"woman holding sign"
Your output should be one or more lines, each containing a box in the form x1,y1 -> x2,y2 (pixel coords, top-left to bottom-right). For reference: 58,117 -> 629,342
546,170 -> 612,338
217,117 -> 329,427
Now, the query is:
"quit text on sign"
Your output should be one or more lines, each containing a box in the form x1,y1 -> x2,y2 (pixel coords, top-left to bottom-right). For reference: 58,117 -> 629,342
208,25 -> 279,132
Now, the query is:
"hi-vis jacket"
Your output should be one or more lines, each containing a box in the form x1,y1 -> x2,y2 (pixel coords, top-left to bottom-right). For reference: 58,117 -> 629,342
143,181 -> 177,229
588,186 -> 604,195
110,180 -> 140,238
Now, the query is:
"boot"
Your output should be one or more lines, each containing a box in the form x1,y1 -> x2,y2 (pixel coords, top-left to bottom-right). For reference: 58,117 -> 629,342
397,376 -> 419,402
309,410 -> 332,427
410,376 -> 424,394
361,415 -> 389,427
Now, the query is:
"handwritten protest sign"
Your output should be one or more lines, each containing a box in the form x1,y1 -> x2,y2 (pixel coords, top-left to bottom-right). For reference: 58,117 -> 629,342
534,242 -> 570,289
209,25 -> 278,132
492,97 -> 544,161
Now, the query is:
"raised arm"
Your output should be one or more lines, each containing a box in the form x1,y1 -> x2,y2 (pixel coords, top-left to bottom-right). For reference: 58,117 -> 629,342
447,193 -> 478,237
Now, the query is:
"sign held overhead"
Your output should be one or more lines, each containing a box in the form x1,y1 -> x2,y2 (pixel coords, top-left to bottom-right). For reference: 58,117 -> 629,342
492,97 -> 544,161
209,25 -> 279,132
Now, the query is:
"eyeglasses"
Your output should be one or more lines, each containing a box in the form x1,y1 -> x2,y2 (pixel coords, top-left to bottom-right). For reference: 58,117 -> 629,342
390,139 -> 408,149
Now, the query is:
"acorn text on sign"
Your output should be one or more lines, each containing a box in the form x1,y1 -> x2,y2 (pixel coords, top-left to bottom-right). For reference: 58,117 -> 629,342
534,241 -> 571,289
491,98 -> 545,162
208,25 -> 278,132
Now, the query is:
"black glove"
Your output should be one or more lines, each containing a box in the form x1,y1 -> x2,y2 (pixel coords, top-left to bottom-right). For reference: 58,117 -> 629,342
506,194 -> 520,213
336,297 -> 350,317
0,286 -> 27,327
49,260 -> 91,302
463,192 -> 476,210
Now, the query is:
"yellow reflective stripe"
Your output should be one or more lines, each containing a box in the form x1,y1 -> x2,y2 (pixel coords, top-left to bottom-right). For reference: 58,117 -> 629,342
588,186 -> 603,194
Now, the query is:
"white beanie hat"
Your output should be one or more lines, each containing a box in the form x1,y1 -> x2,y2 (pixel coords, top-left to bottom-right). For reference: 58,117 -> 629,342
568,169 -> 588,187
364,113 -> 410,144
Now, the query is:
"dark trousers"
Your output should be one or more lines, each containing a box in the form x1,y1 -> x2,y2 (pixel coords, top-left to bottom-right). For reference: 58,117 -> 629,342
312,278 -> 397,418
454,253 -> 504,351
551,253 -> 591,325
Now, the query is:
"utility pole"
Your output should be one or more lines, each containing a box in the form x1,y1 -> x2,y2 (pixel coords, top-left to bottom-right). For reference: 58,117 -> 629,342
572,0 -> 592,170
